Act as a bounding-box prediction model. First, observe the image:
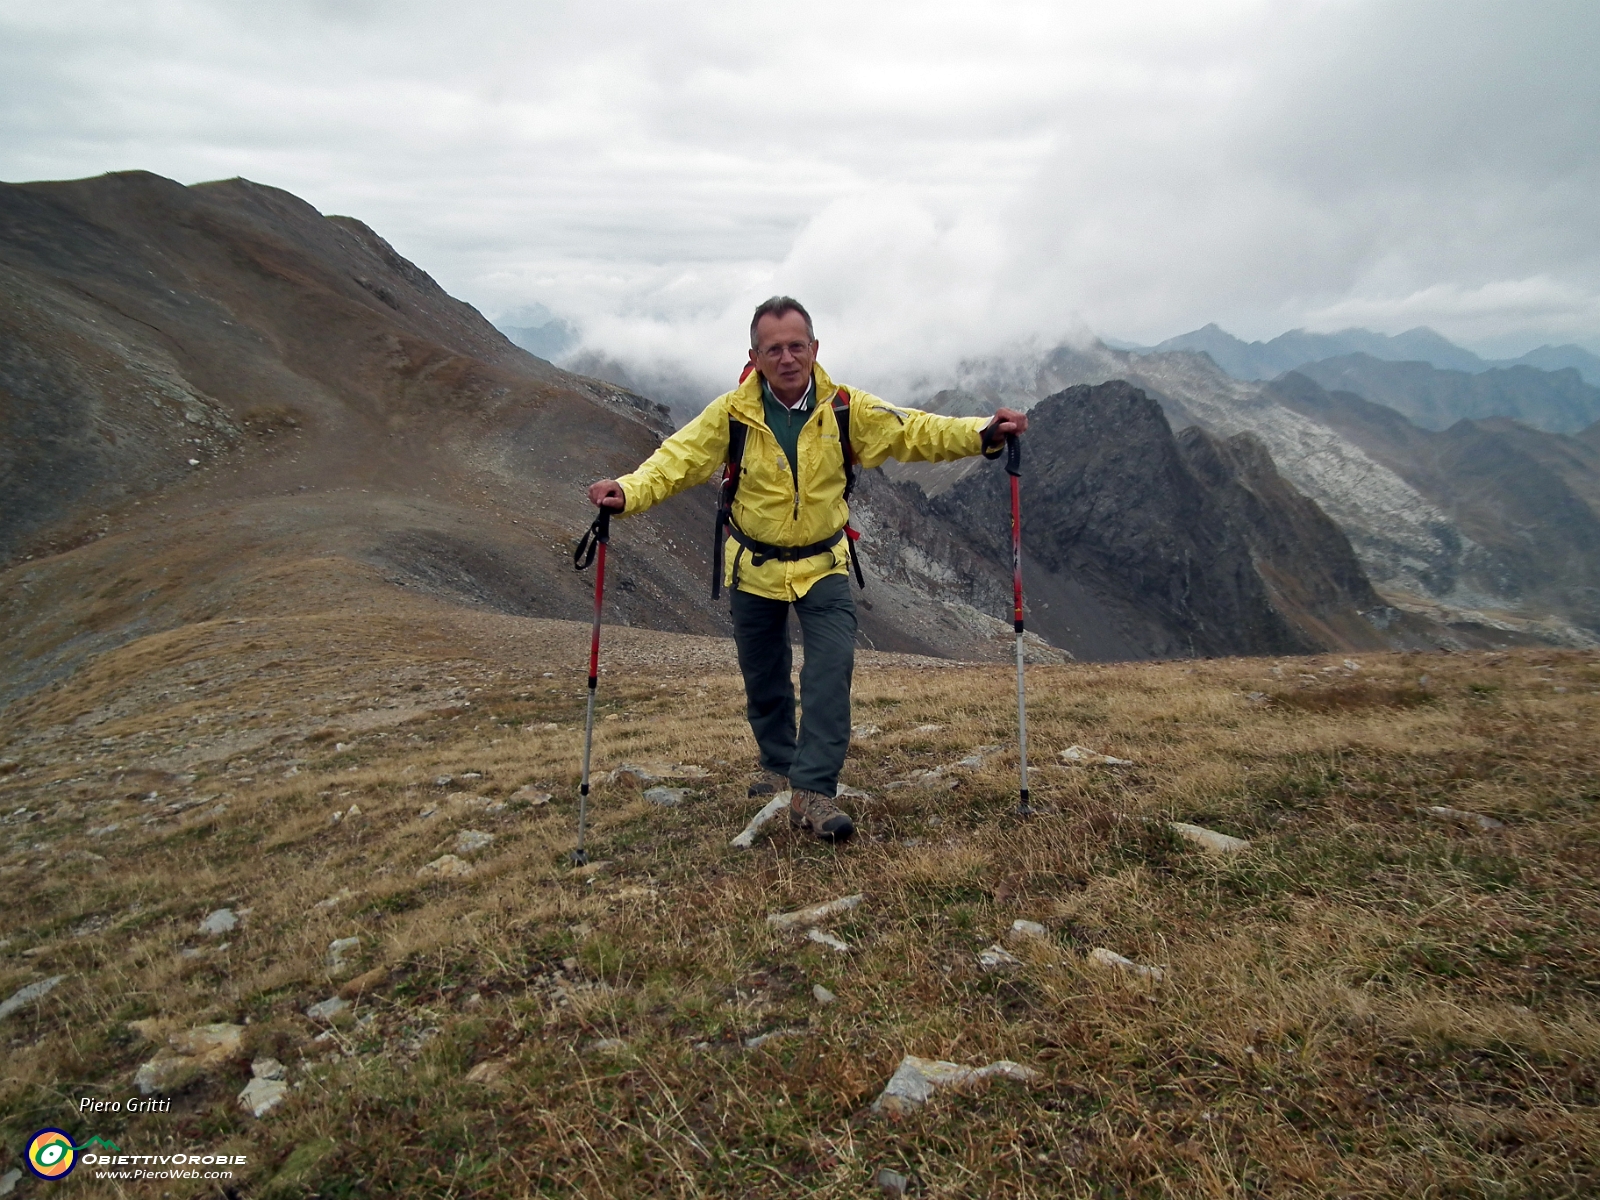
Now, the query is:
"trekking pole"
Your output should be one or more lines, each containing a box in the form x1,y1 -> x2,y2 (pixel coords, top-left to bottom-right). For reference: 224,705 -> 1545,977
1007,435 -> 1032,817
572,505 -> 612,865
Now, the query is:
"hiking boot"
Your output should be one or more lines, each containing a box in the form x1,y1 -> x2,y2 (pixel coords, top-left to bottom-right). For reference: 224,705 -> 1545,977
789,789 -> 855,843
748,768 -> 790,799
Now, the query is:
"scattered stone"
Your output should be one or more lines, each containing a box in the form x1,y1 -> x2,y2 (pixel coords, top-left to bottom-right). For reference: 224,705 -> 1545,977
455,829 -> 495,854
1008,920 -> 1047,942
812,984 -> 837,1005
572,860 -> 612,878
1343,659 -> 1361,671
768,894 -> 864,930
1169,822 -> 1250,854
744,1027 -> 808,1050
313,888 -> 357,911
1423,805 -> 1505,831
344,804 -> 361,818
466,1058 -> 510,1086
198,908 -> 237,936
510,785 -> 552,805
328,810 -> 343,825
851,724 -> 880,740
418,854 -> 473,878
252,1056 -> 287,1080
418,806 -> 438,819
875,1167 -> 910,1197
0,974 -> 66,1020
1245,691 -> 1269,704
912,724 -> 944,734
1086,947 -> 1166,982
905,768 -> 958,790
955,755 -> 985,769
327,937 -> 361,975
569,922 -> 594,939
433,775 -> 454,787
609,764 -> 660,787
0,1168 -> 20,1196
807,928 -> 852,953
610,762 -> 711,787
977,944 -> 1022,971
306,996 -> 350,1022
588,1038 -> 629,1056
238,1076 -> 289,1118
134,1054 -> 200,1095
731,795 -> 790,848
835,784 -> 872,800
870,1055 -> 1041,1115
643,786 -> 689,807
1059,745 -> 1132,766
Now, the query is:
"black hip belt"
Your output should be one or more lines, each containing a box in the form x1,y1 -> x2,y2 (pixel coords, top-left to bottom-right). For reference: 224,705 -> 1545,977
726,523 -> 845,565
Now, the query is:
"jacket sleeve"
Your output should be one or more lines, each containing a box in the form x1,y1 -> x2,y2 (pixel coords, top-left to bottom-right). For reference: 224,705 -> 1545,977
613,395 -> 731,515
845,391 -> 991,469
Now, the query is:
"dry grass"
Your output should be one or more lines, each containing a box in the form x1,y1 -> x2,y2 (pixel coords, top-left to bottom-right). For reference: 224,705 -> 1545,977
2,617 -> 1598,1198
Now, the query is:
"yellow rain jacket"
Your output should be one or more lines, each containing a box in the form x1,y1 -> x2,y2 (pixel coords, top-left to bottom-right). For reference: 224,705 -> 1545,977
615,363 -> 996,600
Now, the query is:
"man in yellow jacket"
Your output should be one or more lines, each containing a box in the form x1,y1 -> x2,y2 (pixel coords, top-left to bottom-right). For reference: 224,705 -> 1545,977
589,296 -> 1027,843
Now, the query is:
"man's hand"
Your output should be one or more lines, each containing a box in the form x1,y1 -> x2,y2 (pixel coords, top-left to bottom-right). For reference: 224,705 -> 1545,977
587,479 -> 625,510
991,407 -> 1028,436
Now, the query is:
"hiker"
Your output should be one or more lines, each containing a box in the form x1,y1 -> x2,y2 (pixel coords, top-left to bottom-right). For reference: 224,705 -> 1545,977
587,296 -> 1027,843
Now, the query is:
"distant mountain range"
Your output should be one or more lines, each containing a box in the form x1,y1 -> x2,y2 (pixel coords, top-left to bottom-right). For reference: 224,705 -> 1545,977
916,342 -> 1600,647
1149,323 -> 1600,387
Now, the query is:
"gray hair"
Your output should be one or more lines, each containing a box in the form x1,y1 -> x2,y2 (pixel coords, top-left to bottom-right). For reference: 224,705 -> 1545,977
749,296 -> 814,348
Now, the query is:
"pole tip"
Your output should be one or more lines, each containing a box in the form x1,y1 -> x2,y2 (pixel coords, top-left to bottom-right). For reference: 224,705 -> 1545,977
569,849 -> 589,867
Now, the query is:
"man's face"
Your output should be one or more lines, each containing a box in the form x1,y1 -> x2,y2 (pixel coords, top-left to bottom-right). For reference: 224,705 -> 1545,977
749,310 -> 817,399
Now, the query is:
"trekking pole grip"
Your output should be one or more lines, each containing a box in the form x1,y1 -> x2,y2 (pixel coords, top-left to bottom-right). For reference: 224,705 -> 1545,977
574,505 -> 612,571
1005,434 -> 1021,476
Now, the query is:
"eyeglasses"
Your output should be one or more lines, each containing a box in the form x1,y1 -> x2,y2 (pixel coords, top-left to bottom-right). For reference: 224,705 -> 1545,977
756,340 -> 813,362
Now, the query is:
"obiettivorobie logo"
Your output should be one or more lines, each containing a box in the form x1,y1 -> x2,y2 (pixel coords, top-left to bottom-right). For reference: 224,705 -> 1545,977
24,1128 -> 248,1183
26,1130 -> 121,1181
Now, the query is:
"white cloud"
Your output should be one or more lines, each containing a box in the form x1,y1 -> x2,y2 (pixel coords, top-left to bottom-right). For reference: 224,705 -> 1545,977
3,0 -> 1597,398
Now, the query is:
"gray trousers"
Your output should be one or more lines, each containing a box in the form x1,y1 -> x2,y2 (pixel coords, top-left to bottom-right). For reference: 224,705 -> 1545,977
729,573 -> 857,797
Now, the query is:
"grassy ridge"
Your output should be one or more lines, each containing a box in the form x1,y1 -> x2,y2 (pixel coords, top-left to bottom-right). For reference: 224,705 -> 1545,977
2,622 -> 1597,1197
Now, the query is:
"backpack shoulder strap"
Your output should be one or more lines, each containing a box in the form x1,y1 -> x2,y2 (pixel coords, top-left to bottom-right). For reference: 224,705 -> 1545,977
831,387 -> 857,500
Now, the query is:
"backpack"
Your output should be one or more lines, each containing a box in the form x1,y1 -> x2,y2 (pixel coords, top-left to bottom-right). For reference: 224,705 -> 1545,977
712,372 -> 864,598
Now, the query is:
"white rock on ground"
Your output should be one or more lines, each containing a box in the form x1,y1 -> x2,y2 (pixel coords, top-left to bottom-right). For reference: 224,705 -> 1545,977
731,795 -> 789,848
768,894 -> 864,930
643,786 -> 689,807
1086,947 -> 1167,982
977,944 -> 1022,971
1423,805 -> 1505,831
418,854 -> 473,878
807,928 -> 852,953
875,1167 -> 909,1197
1169,822 -> 1251,854
455,830 -> 495,854
306,996 -> 350,1021
588,1038 -> 629,1056
851,724 -> 880,739
327,937 -> 360,974
835,784 -> 872,800
252,1056 -> 286,1080
1059,745 -> 1133,766
198,908 -> 237,936
0,1167 -> 20,1196
1008,920 -> 1047,941
238,1076 -> 289,1118
133,1023 -> 247,1095
0,975 -> 66,1021
812,984 -> 837,1005
466,1059 -> 510,1085
744,1027 -> 809,1049
870,1055 -> 1041,1115
510,786 -> 552,805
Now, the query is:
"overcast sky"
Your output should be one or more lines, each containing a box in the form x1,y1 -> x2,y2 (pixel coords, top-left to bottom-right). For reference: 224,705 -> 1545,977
3,0 -> 1597,386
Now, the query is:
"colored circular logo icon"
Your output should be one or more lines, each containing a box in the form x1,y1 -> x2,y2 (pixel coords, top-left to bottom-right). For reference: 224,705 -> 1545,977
27,1128 -> 77,1179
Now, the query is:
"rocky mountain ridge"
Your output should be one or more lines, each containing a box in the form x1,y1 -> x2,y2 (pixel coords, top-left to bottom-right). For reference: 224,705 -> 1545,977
918,342 -> 1600,646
